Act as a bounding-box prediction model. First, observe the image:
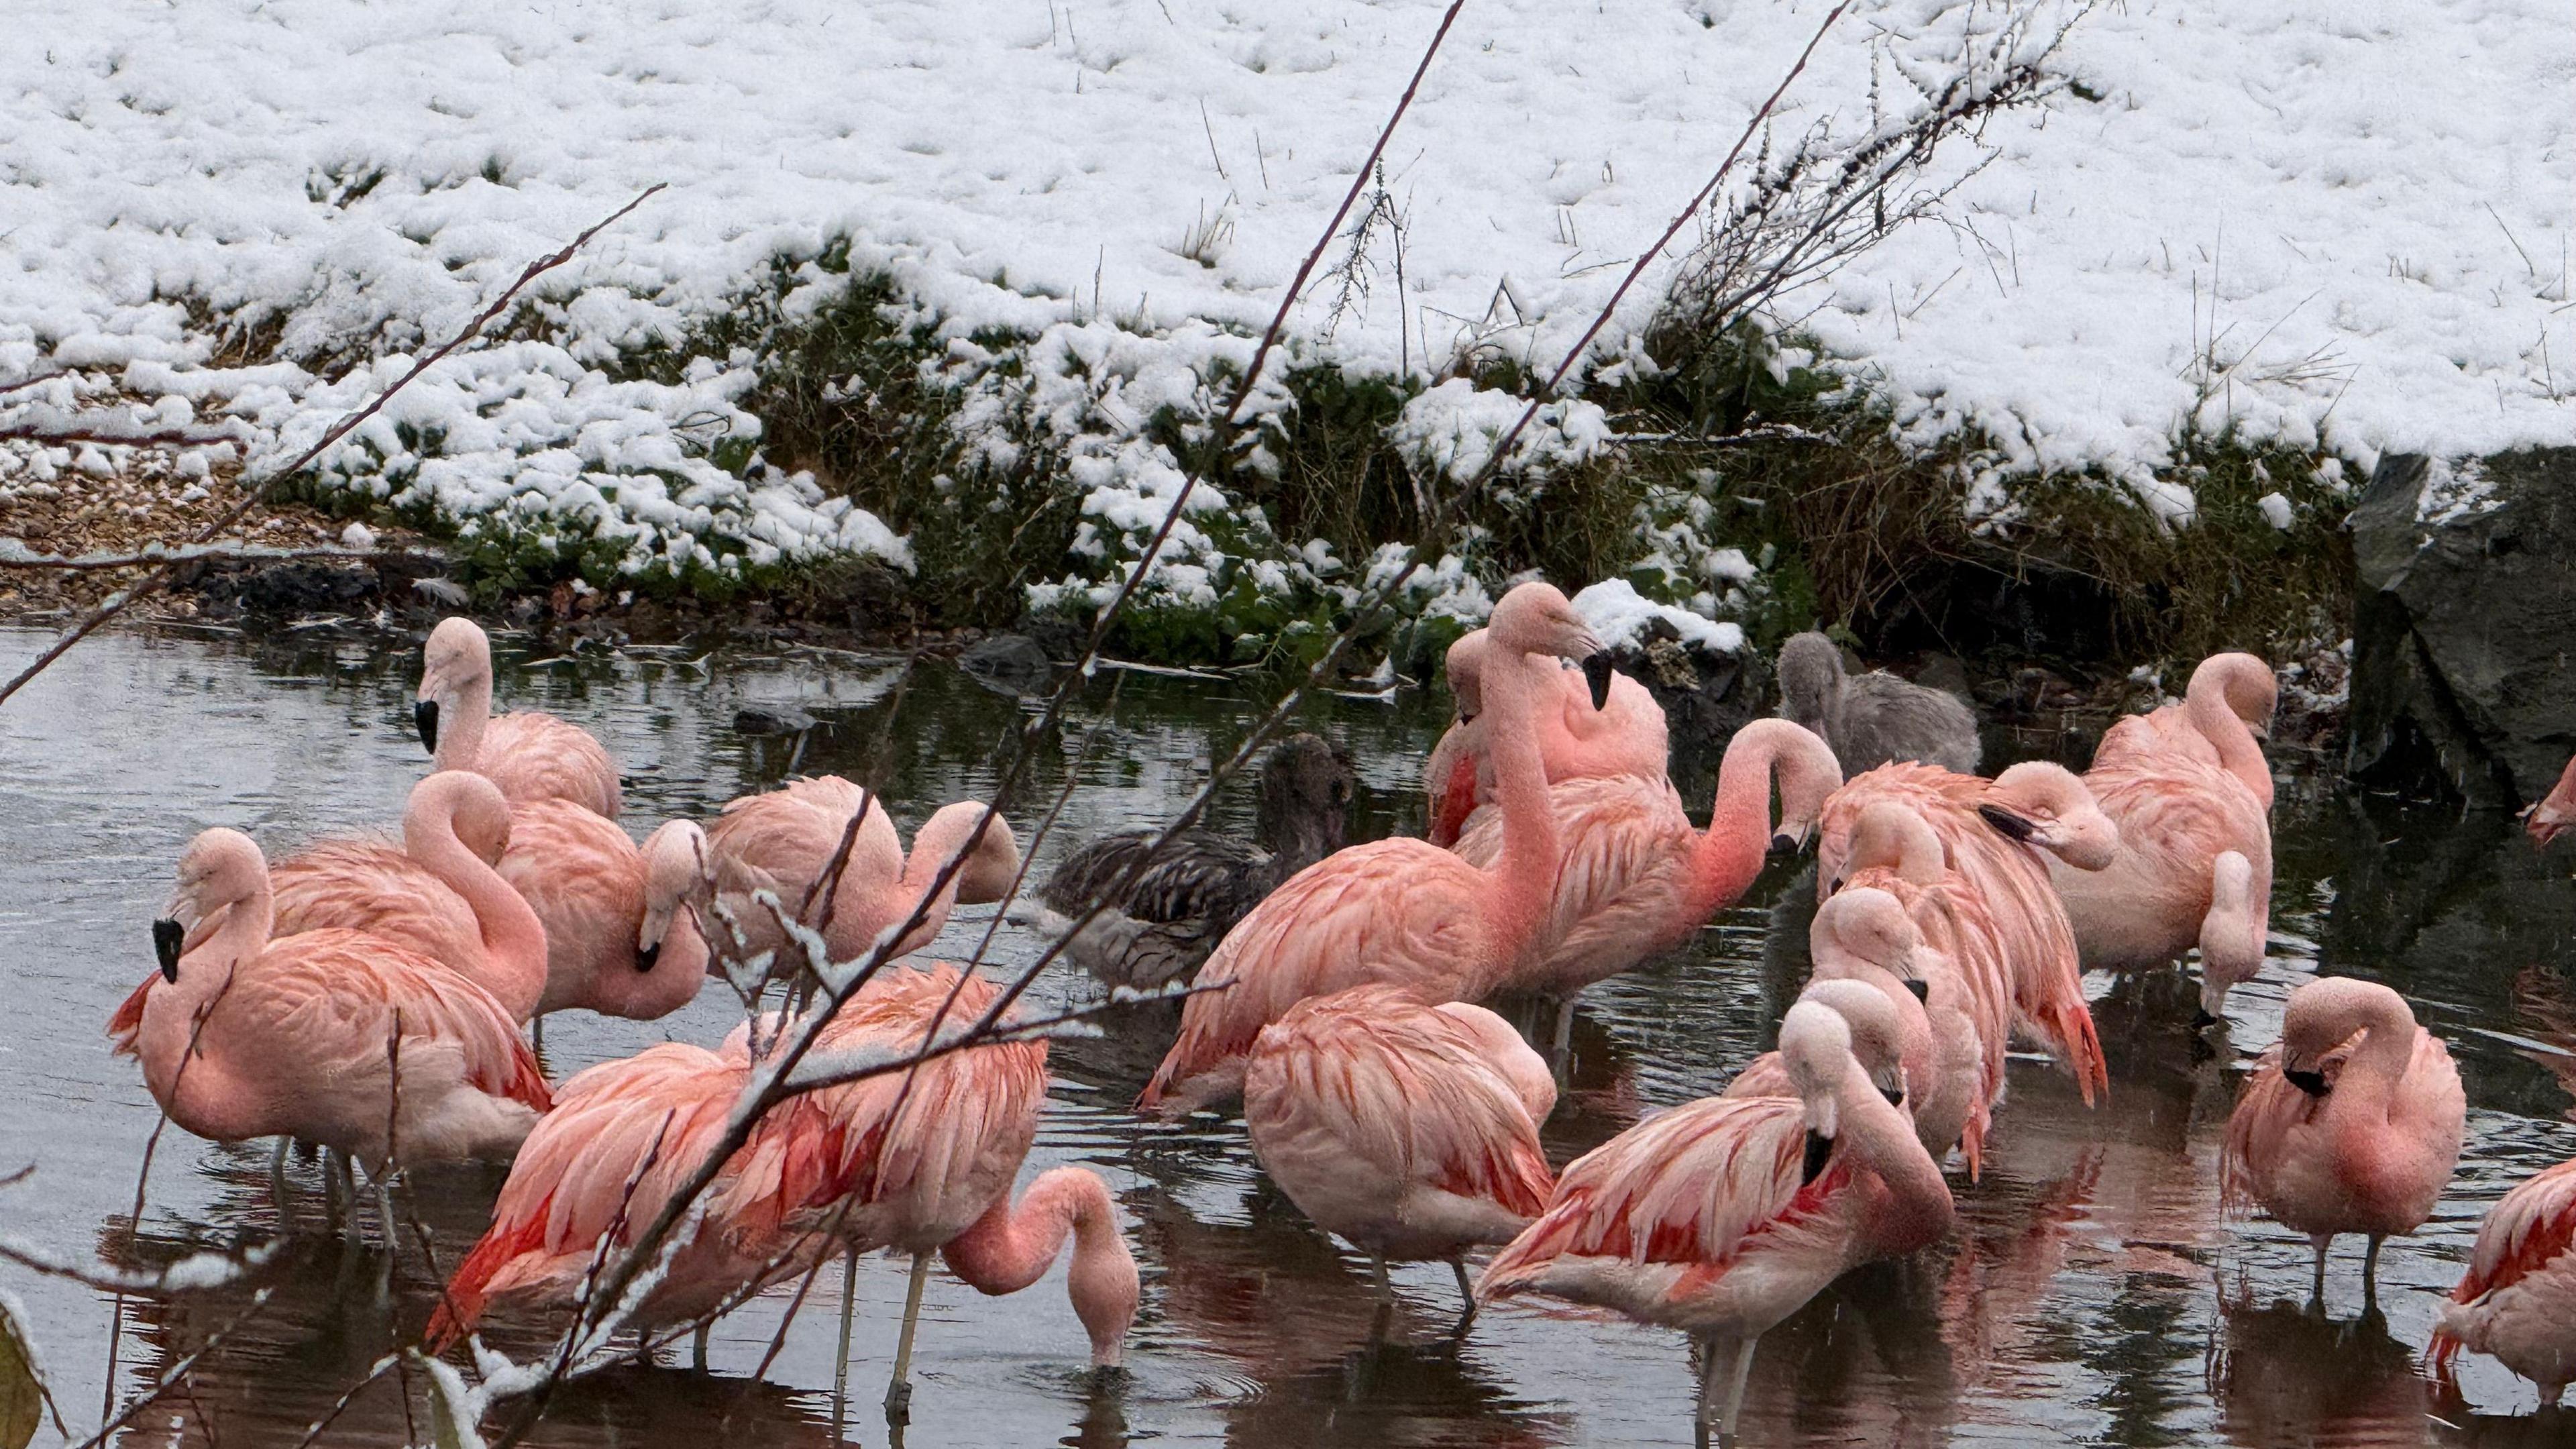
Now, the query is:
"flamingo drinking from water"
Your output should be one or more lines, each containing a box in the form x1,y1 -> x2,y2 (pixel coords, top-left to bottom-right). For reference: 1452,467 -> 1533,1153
1451,718 -> 1841,1003
262,771 -> 553,1022
1478,1000 -> 1953,1444
2219,976 -> 2464,1306
705,783 -> 1020,972
1774,631 -> 1980,775
121,828 -> 549,1177
499,806 -> 715,1022
1819,761 -> 2119,1104
1242,985 -> 1556,1315
415,617 -> 622,818
2429,1154 -> 2576,1405
1137,582 -> 1608,1115
1425,626 -> 1661,847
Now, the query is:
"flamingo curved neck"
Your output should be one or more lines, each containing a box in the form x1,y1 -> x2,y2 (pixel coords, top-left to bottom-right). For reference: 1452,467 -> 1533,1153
408,803 -> 547,1016
1836,1063 -> 1951,1246
2187,675 -> 2267,798
2333,1003 -> 2421,1113
941,1170 -> 1096,1295
435,672 -> 495,774
1683,738 -> 1777,920
1479,645 -> 1562,956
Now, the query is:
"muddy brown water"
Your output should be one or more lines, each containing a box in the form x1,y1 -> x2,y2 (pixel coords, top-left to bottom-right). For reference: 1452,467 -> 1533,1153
3,623 -> 2575,1448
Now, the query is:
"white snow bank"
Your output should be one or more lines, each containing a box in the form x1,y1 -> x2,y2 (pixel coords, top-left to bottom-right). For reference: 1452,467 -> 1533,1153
1573,579 -> 1748,655
0,0 -> 2565,583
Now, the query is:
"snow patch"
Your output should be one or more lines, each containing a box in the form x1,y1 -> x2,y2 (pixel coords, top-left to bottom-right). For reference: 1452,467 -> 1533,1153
1572,579 -> 1746,655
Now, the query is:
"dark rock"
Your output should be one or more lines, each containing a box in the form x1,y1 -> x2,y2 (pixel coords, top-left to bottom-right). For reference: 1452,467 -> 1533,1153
182,558 -> 380,618
1016,610 -> 1089,662
1604,626 -> 1767,780
959,632 -> 1055,694
2347,447 -> 2576,807
733,706 -> 817,737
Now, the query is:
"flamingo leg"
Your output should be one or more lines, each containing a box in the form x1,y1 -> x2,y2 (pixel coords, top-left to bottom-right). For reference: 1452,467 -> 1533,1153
530,1015 -> 544,1053
1717,1337 -> 1756,1448
833,1248 -> 857,1438
2309,1233 -> 2331,1305
268,1138 -> 291,1221
330,1149 -> 358,1244
1449,1256 -> 1477,1329
692,1321 -> 710,1374
2362,1234 -> 2383,1308
885,1250 -> 930,1425
1693,1334 -> 1721,1449
1551,996 -> 1575,1075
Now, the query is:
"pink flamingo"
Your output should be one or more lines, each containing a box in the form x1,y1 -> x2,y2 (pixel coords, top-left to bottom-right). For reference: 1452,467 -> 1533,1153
264,771 -> 553,1022
1424,627 -> 1662,847
2096,651 -> 2275,810
2219,976 -> 2464,1305
705,783 -> 1020,971
1452,718 -> 1841,1002
1138,582 -> 1606,1114
1723,977 -> 1914,1111
1827,802 -> 2010,1175
1819,761 -> 2119,1104
123,828 -> 550,1178
1242,985 -> 1556,1314
436,963 -> 1138,1398
2430,1155 -> 2576,1405
498,804 -> 715,1022
1477,999 -> 1953,1444
2526,754 -> 2576,847
415,617 -> 622,818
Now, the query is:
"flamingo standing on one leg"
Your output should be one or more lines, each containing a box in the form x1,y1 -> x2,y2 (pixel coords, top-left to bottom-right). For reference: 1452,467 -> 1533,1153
705,785 -> 1020,971
2219,976 -> 2465,1307
263,771 -> 553,1022
1243,985 -> 1556,1318
2526,755 -> 2576,847
1819,761 -> 2119,1104
499,806 -> 715,1022
1452,718 -> 1841,1004
414,618 -> 621,818
1478,1000 -> 1953,1445
1138,582 -> 1609,1115
2097,651 -> 2275,810
1424,627 -> 1660,847
122,828 -> 549,1179
2429,1155 -> 2576,1405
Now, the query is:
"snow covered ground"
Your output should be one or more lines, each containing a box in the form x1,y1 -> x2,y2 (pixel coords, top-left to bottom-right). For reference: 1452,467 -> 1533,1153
0,0 -> 2565,615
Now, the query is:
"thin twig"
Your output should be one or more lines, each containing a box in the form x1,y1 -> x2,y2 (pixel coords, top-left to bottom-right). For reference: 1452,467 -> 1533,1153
73,1288 -> 276,1449
0,542 -> 444,572
0,183 -> 664,712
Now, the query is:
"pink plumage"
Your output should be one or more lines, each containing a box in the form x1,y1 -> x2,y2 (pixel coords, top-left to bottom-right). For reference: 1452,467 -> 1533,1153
2526,754 -> 2576,849
2218,976 -> 2463,1303
2096,651 -> 2275,811
1244,987 -> 1556,1271
127,828 -> 547,1173
2431,1155 -> 2576,1403
706,780 -> 1020,969
1140,583 -> 1608,1114
1819,761 -> 2113,1105
417,616 -> 621,818
1426,627 -> 1670,847
498,803 -> 712,1022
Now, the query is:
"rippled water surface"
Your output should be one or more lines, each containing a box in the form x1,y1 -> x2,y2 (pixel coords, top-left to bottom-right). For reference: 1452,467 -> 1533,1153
5,623 -> 2576,1448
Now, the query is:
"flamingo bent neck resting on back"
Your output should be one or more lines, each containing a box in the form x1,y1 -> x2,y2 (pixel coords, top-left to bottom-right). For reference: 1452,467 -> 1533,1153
415,617 -> 622,818
127,827 -> 549,1177
1479,999 -> 1953,1444
2430,1153 -> 2576,1405
260,771 -> 553,1022
2096,651 -> 2275,810
1774,631 -> 1980,775
1454,718 -> 1843,1004
499,806 -> 716,1022
1138,581 -> 1607,1116
2220,975 -> 2464,1307
1425,627 -> 1663,847
1819,761 -> 2120,1106
705,784 -> 1020,972
1243,984 -> 1556,1315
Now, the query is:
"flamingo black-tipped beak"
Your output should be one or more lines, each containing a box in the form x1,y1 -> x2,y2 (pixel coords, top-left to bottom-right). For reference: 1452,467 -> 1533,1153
2285,1067 -> 2329,1097
1801,1129 -> 1833,1185
152,918 -> 184,981
1905,978 -> 1930,1004
1768,833 -> 1800,859
2191,1006 -> 2220,1029
635,939 -> 662,973
1581,653 -> 1616,712
414,700 -> 439,754
1977,804 -> 2036,842
1881,1083 -> 1907,1108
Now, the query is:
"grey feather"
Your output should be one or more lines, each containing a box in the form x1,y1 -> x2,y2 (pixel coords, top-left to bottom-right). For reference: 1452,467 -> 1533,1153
1776,631 -> 1980,775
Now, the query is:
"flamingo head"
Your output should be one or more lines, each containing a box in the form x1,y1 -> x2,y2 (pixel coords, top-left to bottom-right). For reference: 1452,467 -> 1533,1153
916,802 -> 1023,906
412,771 -> 513,865
1780,999 -> 1854,1174
1978,762 -> 2121,871
1768,722 -> 1846,856
1837,801 -> 1946,894
1485,582 -> 1607,696
158,827 -> 265,979
1798,977 -> 1908,1108
1442,629 -> 1488,722
1774,632 -> 1846,725
2275,977 -> 2407,1099
1256,733 -> 1356,861
1811,886 -> 1925,1003
2194,851 -> 2263,1024
2198,651 -> 2278,740
414,616 -> 494,753
638,820 -> 714,972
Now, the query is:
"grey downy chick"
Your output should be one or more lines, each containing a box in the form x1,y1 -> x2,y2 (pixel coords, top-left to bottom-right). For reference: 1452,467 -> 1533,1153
1775,631 -> 1980,775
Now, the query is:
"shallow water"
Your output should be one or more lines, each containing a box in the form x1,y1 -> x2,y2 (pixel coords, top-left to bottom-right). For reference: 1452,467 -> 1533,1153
3,623 -> 2575,1448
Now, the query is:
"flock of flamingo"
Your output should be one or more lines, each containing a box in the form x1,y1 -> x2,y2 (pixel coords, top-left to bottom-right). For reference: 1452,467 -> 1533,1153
103,586 -> 2576,1443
